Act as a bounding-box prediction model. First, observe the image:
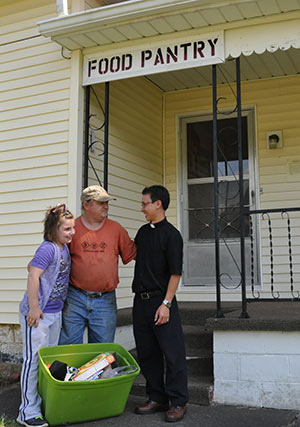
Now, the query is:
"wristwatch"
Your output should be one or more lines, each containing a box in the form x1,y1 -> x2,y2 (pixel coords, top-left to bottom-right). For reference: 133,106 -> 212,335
163,299 -> 171,309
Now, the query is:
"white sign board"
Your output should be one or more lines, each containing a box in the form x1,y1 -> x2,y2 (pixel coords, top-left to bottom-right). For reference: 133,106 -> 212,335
83,32 -> 224,85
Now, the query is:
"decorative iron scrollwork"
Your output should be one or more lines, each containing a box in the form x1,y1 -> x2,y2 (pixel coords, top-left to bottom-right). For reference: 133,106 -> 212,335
262,212 -> 280,300
249,214 -> 260,299
86,86 -> 107,187
216,62 -> 238,116
281,211 -> 300,300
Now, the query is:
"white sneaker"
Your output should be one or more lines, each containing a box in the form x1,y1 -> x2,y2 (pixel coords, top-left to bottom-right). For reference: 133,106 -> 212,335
16,416 -> 49,427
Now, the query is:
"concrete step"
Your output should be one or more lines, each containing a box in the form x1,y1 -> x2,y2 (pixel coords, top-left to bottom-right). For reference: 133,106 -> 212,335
130,374 -> 147,399
186,349 -> 213,377
130,373 -> 213,406
178,302 -> 217,326
188,376 -> 214,405
131,348 -> 213,379
178,302 -> 241,326
117,302 -> 240,329
183,325 -> 213,350
126,302 -> 223,407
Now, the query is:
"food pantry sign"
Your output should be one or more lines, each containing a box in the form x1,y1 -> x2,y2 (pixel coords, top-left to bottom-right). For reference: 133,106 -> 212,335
83,32 -> 224,85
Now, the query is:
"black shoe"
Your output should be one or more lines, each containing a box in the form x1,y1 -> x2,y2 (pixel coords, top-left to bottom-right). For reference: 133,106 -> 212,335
17,416 -> 49,427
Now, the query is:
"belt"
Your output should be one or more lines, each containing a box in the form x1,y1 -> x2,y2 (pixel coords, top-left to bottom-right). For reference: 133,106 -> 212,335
137,290 -> 163,300
70,284 -> 106,298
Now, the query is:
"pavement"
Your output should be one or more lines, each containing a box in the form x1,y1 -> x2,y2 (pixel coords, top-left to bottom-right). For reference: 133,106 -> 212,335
1,383 -> 300,427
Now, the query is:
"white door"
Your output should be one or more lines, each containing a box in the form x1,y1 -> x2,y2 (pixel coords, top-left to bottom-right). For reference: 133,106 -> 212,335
180,110 -> 259,289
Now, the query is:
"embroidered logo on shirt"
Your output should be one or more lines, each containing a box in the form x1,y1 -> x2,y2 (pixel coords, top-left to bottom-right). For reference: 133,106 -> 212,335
81,241 -> 107,252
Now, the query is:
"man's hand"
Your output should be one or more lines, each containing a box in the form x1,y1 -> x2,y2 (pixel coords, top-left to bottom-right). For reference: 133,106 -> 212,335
154,304 -> 170,326
27,307 -> 43,328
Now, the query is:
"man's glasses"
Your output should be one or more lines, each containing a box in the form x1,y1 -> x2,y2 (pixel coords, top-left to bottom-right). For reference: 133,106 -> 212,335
141,201 -> 156,208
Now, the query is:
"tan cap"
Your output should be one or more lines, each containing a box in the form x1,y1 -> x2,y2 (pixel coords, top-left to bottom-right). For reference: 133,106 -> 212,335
81,185 -> 116,203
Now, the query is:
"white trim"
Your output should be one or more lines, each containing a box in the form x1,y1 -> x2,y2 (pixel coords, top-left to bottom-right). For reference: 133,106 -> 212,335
178,108 -> 260,289
162,92 -> 166,187
38,0 -> 300,66
38,0 -> 254,37
68,49 -> 84,217
225,19 -> 300,58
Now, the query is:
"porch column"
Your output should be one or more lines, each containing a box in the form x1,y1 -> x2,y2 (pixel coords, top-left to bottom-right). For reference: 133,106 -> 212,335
236,57 -> 249,318
68,49 -> 84,217
212,64 -> 223,318
104,81 -> 110,191
84,85 -> 90,189
83,82 -> 110,191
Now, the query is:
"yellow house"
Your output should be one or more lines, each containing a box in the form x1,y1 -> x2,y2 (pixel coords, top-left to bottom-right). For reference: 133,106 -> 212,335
1,0 -> 300,360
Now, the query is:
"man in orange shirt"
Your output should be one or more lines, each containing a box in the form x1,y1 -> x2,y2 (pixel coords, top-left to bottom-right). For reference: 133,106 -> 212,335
59,185 -> 136,344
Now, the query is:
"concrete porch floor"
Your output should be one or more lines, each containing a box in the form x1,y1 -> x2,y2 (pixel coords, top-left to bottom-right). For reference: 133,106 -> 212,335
205,300 -> 300,330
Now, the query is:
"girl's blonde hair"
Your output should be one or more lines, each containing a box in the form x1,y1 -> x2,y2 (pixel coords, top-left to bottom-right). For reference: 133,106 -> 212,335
44,203 -> 74,242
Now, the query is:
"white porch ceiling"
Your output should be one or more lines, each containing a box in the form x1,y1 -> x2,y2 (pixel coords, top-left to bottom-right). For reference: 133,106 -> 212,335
38,0 -> 300,91
39,0 -> 300,50
146,47 -> 300,92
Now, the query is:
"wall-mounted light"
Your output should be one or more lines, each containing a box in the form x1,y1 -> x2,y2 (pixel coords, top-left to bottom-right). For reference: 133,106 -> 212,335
267,130 -> 283,149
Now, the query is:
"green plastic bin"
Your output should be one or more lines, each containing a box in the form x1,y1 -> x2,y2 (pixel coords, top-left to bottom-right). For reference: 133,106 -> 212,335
38,343 -> 140,426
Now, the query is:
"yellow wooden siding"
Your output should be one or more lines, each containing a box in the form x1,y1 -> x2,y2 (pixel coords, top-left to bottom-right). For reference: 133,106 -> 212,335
0,1 -> 71,323
165,74 -> 300,298
88,76 -> 163,307
85,0 -> 104,9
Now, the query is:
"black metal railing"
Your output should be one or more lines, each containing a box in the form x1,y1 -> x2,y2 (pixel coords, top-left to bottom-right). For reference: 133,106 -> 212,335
212,59 -> 246,318
241,207 -> 300,316
211,59 -> 300,318
84,83 -> 110,190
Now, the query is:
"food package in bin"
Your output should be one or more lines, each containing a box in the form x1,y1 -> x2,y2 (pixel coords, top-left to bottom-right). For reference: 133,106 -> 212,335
72,353 -> 116,381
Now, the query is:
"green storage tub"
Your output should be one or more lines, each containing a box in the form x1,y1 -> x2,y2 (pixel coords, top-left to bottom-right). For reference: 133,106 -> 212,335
38,343 -> 140,426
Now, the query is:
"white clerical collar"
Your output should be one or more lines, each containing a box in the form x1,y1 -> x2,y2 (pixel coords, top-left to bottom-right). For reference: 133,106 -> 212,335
149,218 -> 166,229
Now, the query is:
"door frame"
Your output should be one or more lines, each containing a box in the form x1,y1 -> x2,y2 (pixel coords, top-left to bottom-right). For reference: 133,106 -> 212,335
176,106 -> 262,290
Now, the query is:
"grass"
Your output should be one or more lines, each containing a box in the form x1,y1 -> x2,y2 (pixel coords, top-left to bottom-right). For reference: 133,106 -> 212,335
0,415 -> 18,426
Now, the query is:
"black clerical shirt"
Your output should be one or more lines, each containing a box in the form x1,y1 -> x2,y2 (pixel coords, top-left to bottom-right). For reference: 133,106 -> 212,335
132,218 -> 183,294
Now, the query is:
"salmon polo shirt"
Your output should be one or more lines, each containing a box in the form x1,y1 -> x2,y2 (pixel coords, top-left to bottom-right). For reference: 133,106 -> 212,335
69,217 -> 136,293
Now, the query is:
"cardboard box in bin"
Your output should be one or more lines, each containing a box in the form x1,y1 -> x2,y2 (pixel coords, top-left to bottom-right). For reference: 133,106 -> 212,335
38,343 -> 140,426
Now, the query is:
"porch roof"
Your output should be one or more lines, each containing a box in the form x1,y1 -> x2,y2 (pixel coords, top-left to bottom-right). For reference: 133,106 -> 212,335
38,0 -> 300,90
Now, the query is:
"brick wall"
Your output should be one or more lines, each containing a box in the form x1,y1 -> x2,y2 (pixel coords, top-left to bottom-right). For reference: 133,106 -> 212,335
213,330 -> 300,410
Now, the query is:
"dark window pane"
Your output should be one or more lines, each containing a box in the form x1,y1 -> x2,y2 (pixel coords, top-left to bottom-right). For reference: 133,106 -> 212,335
188,181 -> 249,240
187,117 -> 248,179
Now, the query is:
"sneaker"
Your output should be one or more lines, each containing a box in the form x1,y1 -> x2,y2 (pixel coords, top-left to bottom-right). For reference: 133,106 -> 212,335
17,416 -> 49,427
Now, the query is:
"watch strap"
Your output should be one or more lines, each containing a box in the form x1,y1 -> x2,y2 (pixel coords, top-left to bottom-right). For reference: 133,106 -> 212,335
163,299 -> 171,308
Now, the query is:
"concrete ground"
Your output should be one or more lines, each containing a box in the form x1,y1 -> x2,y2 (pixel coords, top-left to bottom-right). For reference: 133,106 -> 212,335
1,383 -> 300,427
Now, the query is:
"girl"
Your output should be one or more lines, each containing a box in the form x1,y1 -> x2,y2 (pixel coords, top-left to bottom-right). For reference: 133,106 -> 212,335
17,204 -> 75,427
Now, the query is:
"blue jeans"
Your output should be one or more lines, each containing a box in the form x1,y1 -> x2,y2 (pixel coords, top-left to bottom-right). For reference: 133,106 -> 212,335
59,285 -> 117,344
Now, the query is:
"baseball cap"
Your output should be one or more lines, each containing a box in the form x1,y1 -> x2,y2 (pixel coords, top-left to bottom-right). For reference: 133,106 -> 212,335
81,185 -> 116,203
